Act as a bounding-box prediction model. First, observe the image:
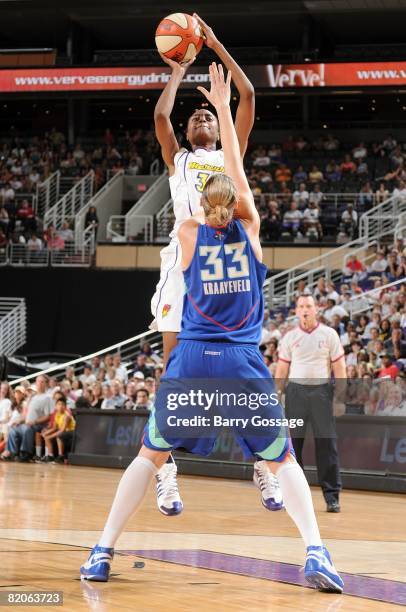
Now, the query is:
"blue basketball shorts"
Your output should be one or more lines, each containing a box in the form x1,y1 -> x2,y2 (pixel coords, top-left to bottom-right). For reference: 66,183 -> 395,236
143,340 -> 291,461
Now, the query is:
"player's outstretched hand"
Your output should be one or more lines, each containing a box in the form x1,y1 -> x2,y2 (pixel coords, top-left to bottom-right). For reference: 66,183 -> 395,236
197,62 -> 231,110
158,51 -> 195,74
193,13 -> 220,49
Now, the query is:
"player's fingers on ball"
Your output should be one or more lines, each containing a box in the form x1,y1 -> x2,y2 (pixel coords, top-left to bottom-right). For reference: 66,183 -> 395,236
193,13 -> 207,28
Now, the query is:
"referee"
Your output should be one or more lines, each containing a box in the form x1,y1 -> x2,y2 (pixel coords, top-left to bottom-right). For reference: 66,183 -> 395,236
275,294 -> 347,513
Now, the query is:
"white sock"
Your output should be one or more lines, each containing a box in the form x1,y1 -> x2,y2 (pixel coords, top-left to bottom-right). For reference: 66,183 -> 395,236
98,456 -> 158,548
36,446 -> 41,457
276,460 -> 322,548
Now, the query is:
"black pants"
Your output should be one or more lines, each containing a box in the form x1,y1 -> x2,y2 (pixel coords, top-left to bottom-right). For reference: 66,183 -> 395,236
285,383 -> 342,504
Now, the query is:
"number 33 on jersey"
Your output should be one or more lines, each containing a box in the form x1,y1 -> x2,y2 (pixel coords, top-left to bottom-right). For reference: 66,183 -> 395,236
199,241 -> 250,295
178,220 -> 267,344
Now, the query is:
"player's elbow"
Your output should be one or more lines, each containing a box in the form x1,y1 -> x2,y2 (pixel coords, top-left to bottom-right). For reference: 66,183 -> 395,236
154,109 -> 170,123
240,84 -> 255,101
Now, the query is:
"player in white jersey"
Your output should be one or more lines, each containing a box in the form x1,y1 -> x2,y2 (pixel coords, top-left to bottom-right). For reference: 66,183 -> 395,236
151,14 -> 282,516
151,14 -> 254,362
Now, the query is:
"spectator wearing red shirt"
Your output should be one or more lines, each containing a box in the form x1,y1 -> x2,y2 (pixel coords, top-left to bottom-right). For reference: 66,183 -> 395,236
378,354 -> 400,380
340,154 -> 357,174
344,255 -> 365,275
46,226 -> 65,251
17,199 -> 35,233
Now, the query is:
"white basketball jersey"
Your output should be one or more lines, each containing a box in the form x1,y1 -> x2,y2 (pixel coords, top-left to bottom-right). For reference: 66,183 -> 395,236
169,147 -> 225,239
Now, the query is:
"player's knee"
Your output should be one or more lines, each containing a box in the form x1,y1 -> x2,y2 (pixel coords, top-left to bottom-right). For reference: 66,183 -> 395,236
139,444 -> 170,469
266,452 -> 297,474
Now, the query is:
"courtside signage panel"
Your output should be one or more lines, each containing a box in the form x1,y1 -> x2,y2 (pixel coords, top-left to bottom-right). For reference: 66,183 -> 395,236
1,62 -> 406,92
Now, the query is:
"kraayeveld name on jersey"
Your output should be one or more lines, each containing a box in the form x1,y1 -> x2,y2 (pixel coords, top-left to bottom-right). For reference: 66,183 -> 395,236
188,161 -> 225,173
202,278 -> 251,295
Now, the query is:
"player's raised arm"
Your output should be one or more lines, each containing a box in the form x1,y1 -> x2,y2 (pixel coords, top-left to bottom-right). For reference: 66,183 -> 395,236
197,63 -> 259,227
194,13 -> 255,157
154,55 -> 194,174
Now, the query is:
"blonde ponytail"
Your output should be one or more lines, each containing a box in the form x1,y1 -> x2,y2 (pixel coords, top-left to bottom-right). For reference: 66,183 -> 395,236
201,174 -> 236,227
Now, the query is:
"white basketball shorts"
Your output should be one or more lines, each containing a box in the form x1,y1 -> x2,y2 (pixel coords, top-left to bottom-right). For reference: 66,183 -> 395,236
150,241 -> 185,333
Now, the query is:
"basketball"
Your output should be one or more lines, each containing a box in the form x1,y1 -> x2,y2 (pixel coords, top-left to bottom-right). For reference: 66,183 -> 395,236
155,13 -> 204,63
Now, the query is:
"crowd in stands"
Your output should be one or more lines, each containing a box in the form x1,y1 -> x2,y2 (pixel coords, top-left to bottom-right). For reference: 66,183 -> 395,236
1,129 -> 406,253
0,128 -> 157,252
0,341 -> 161,463
246,133 -> 406,242
261,238 -> 406,415
0,238 -> 405,466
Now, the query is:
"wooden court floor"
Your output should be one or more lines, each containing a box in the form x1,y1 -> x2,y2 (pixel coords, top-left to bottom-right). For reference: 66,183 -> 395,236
0,463 -> 405,611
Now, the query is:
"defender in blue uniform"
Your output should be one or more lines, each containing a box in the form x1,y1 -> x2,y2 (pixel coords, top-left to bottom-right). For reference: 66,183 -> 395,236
81,63 -> 344,595
144,217 -> 289,461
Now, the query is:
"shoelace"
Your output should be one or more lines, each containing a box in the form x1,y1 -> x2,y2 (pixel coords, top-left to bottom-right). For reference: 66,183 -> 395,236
157,467 -> 179,498
256,465 -> 278,497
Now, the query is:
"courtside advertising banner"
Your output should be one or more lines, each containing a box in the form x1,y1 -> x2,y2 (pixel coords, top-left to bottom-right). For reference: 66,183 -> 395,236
2,61 -> 406,92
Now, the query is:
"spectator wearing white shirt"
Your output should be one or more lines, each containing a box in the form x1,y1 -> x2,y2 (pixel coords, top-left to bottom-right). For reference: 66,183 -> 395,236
282,201 -> 303,237
0,183 -> 15,204
326,282 -> 340,304
340,291 -> 353,313
252,146 -> 270,168
73,143 -> 85,161
260,325 -> 272,346
341,204 -> 358,237
292,183 -> 309,208
113,354 -> 128,383
6,375 -> 52,461
79,364 -> 96,387
268,320 -> 282,341
303,201 -> 322,239
352,142 -> 367,160
346,341 -> 363,368
27,233 -> 42,251
369,252 -> 388,274
29,169 -> 41,185
393,180 -> 406,201
100,384 -> 113,410
58,220 -> 74,242
323,299 -> 349,323
309,184 -> 324,206
106,380 -> 126,409
10,177 -> 23,191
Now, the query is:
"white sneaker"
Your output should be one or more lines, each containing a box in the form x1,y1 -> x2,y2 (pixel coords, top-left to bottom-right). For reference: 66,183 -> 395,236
155,459 -> 184,516
253,460 -> 284,511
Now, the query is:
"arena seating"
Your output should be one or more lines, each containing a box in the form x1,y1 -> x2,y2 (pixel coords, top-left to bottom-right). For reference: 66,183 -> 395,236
1,130 -> 406,255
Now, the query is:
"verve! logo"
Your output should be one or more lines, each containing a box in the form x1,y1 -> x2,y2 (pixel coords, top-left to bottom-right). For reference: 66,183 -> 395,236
267,64 -> 326,88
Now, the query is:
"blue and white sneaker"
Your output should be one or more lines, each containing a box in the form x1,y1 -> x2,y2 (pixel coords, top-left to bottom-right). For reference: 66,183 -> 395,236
156,458 -> 183,516
253,460 -> 284,511
305,545 -> 344,593
80,545 -> 114,582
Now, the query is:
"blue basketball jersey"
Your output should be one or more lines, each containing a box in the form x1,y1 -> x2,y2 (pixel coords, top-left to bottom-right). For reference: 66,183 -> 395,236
178,219 -> 267,344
